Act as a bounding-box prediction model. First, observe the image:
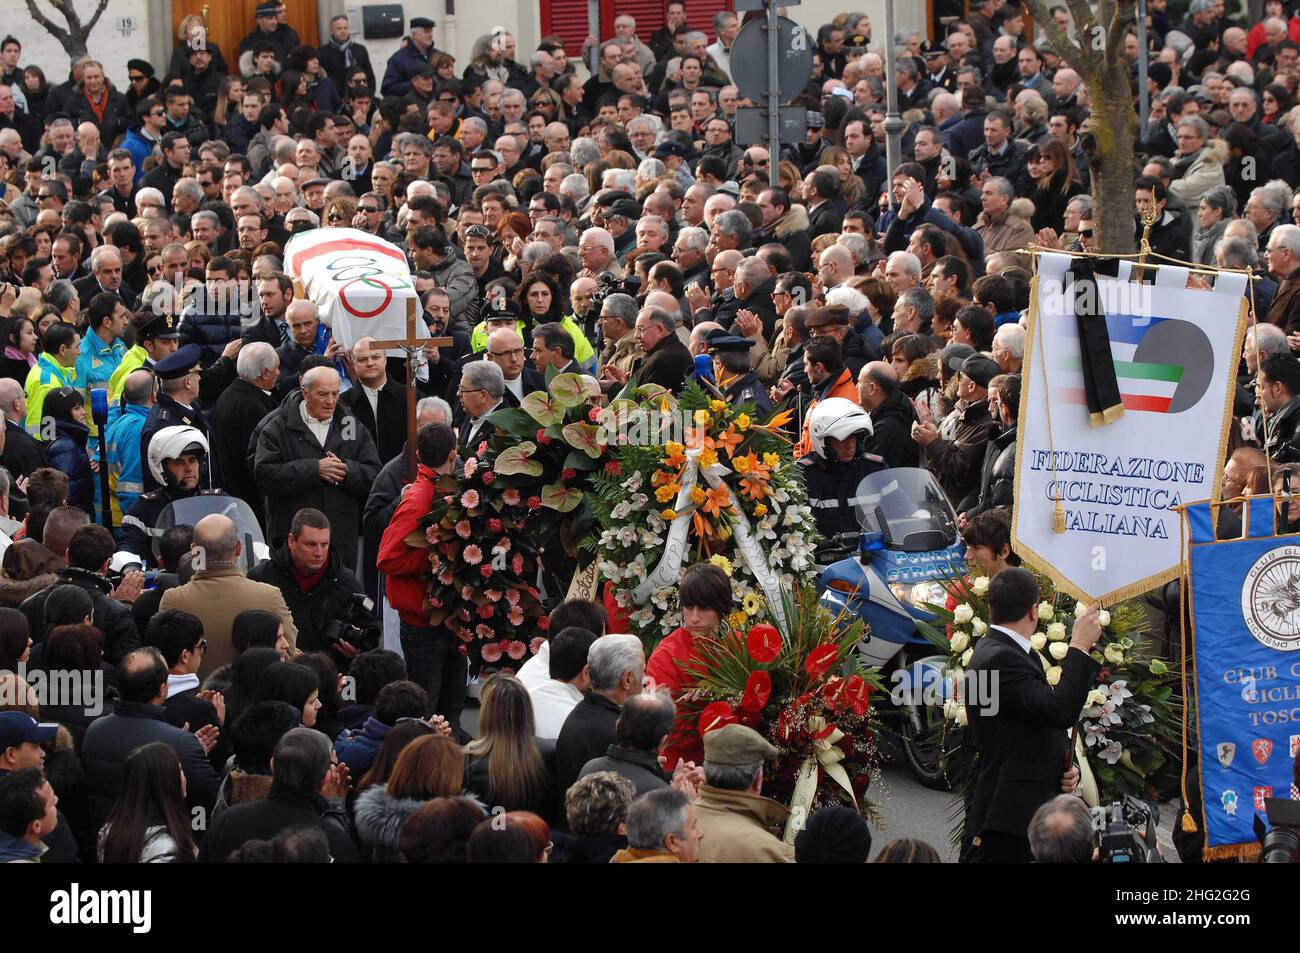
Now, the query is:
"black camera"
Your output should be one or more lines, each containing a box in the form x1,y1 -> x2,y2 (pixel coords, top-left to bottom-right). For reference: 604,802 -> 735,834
589,271 -> 642,307
1256,797 -> 1300,862
1092,797 -> 1163,863
322,593 -> 381,662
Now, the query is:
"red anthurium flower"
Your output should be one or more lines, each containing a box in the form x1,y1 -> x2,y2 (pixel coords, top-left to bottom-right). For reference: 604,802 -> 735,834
740,670 -> 772,712
605,461 -> 622,476
746,623 -> 781,663
804,643 -> 839,680
821,675 -> 847,710
698,701 -> 737,736
844,675 -> 871,716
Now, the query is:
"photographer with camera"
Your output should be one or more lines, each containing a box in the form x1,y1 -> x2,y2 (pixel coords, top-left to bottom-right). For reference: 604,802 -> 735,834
248,508 -> 377,667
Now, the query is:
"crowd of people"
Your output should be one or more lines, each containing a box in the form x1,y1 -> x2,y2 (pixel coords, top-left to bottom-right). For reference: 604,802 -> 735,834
0,0 -> 1296,863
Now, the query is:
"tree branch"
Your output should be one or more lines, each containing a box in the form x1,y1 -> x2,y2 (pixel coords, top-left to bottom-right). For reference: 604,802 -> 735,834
23,0 -> 68,41
1063,0 -> 1102,71
83,0 -> 110,35
1024,0 -> 1094,71
1106,1 -> 1137,67
47,0 -> 81,30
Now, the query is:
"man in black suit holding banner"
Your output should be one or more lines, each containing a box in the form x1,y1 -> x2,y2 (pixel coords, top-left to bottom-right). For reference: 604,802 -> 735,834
962,568 -> 1103,862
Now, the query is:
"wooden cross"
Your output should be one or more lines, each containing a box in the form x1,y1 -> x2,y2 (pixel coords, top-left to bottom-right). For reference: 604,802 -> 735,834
371,298 -> 454,480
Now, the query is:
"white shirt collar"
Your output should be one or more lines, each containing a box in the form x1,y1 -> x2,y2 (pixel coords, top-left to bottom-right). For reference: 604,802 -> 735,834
990,623 -> 1032,654
503,375 -> 524,400
166,672 -> 200,698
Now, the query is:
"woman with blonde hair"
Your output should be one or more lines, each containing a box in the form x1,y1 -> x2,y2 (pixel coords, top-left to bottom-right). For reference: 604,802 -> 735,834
184,240 -> 211,275
464,675 -> 554,821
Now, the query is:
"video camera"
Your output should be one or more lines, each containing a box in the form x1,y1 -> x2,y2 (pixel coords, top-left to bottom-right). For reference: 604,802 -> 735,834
322,593 -> 381,662
589,271 -> 642,307
1091,797 -> 1164,863
1256,797 -> 1300,863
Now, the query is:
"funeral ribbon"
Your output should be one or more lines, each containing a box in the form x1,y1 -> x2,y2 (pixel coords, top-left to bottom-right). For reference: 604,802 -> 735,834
1064,257 -> 1125,427
632,446 -> 788,632
782,715 -> 858,843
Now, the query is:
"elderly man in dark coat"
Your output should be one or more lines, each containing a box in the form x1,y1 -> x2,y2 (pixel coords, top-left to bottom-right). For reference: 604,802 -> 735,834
209,342 -> 279,522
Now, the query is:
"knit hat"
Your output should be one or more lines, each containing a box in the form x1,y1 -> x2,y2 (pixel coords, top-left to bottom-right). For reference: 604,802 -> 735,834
794,806 -> 873,863
127,59 -> 155,78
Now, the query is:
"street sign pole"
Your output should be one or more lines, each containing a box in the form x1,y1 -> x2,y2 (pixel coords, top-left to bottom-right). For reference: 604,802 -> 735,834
882,0 -> 903,180
1137,0 -> 1150,132
588,0 -> 601,76
766,0 -> 780,187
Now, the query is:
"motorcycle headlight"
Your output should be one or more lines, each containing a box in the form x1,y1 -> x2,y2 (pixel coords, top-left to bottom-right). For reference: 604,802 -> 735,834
888,582 -> 912,605
891,582 -> 946,608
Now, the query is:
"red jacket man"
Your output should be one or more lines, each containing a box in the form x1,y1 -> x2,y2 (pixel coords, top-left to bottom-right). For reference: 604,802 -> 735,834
376,422 -> 464,729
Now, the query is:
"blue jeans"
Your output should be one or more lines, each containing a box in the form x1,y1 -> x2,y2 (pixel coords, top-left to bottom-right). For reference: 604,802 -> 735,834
398,622 -> 467,733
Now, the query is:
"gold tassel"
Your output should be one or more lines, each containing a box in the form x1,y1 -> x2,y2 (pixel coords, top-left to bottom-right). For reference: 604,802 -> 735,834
1102,403 -> 1125,424
1088,410 -> 1104,427
1180,811 -> 1197,833
1052,499 -> 1067,533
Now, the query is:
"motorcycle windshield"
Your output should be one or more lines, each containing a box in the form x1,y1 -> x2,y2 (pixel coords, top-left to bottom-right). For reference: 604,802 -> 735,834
853,468 -> 959,552
153,495 -> 268,563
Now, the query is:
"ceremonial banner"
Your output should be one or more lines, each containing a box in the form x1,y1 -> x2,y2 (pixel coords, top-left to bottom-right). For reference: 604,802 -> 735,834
284,228 -> 427,355
1014,252 -> 1247,603
1185,496 -> 1300,858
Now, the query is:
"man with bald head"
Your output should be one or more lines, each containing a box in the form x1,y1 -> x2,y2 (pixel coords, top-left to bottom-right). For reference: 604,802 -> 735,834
254,365 -> 382,551
341,336 -> 408,462
161,514 -> 299,678
858,361 -> 920,468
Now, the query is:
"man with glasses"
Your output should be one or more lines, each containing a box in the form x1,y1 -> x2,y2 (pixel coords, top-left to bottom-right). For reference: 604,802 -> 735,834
453,359 -> 506,448
485,326 -> 544,406
1265,224 -> 1300,334
351,192 -> 386,236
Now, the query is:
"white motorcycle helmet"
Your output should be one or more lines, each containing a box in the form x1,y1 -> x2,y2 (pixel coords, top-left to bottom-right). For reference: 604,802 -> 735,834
147,425 -> 209,488
807,397 -> 874,459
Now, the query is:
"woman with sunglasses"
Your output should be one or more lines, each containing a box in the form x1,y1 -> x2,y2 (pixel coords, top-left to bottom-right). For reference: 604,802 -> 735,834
1027,139 -> 1085,234
529,87 -> 562,122
122,60 -> 161,117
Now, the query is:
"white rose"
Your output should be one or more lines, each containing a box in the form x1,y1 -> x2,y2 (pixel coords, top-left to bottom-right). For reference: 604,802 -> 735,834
1038,602 -> 1054,621
1104,644 -> 1125,665
953,603 -> 975,624
972,618 -> 987,636
955,706 -> 969,727
950,632 -> 970,654
1047,622 -> 1067,641
1098,609 -> 1112,628
971,576 -> 990,596
943,699 -> 961,722
1030,633 -> 1047,652
1086,689 -> 1109,707
1049,641 -> 1069,661
1074,602 -> 1088,619
1045,665 -> 1062,686
961,648 -> 973,667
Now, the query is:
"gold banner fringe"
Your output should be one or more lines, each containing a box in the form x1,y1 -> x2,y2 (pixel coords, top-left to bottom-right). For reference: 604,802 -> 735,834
1203,841 -> 1260,862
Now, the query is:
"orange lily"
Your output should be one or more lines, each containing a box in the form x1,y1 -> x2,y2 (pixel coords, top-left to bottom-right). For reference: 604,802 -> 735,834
709,425 -> 744,458
684,425 -> 708,450
702,484 -> 733,517
741,476 -> 770,501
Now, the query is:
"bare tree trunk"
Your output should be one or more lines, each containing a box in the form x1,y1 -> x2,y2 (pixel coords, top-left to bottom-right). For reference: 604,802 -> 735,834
1024,0 -> 1139,254
25,0 -> 110,64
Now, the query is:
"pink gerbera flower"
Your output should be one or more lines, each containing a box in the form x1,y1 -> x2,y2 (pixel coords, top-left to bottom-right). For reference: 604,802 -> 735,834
455,520 -> 472,539
502,489 -> 521,506
463,457 -> 478,478
463,544 -> 484,565
438,569 -> 454,585
508,606 -> 526,626
507,641 -> 527,660
530,637 -> 546,655
461,489 -> 480,509
481,643 -> 503,663
485,589 -> 503,602
504,588 -> 520,606
475,624 -> 494,639
477,603 -> 494,619
461,585 -> 474,601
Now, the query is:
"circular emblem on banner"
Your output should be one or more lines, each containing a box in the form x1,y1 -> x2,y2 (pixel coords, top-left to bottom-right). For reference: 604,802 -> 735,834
1241,545 -> 1300,651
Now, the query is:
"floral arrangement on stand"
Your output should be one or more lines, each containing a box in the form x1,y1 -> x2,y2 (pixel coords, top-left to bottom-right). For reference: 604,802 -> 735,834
585,380 -> 819,646
914,569 -> 1181,844
676,586 -> 884,841
411,371 -> 613,670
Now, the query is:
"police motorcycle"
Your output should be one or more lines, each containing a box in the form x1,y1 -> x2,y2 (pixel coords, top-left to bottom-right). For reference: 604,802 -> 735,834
110,426 -> 270,576
816,467 -> 967,788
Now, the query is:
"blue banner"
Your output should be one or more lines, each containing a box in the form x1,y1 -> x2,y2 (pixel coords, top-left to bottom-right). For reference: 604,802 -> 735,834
1186,499 -> 1300,853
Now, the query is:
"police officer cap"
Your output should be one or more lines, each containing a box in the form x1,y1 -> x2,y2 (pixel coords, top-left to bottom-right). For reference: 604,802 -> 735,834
154,343 -> 203,380
486,298 -> 520,321
919,40 -> 947,58
703,723 -> 778,765
411,16 -> 436,29
133,311 -> 181,341
705,329 -> 755,353
805,305 -> 850,329
255,2 -> 278,18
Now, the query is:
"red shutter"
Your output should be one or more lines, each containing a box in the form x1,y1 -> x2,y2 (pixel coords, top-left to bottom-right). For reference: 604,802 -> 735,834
540,0 -> 598,56
541,0 -> 735,50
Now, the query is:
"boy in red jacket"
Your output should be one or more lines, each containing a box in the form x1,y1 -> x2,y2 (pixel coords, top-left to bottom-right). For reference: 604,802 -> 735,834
376,422 -> 463,730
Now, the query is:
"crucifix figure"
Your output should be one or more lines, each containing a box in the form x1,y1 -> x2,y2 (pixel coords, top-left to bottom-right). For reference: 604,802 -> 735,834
371,297 -> 453,480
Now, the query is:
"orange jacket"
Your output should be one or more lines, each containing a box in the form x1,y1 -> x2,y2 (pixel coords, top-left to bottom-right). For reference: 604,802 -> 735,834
794,367 -> 861,457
